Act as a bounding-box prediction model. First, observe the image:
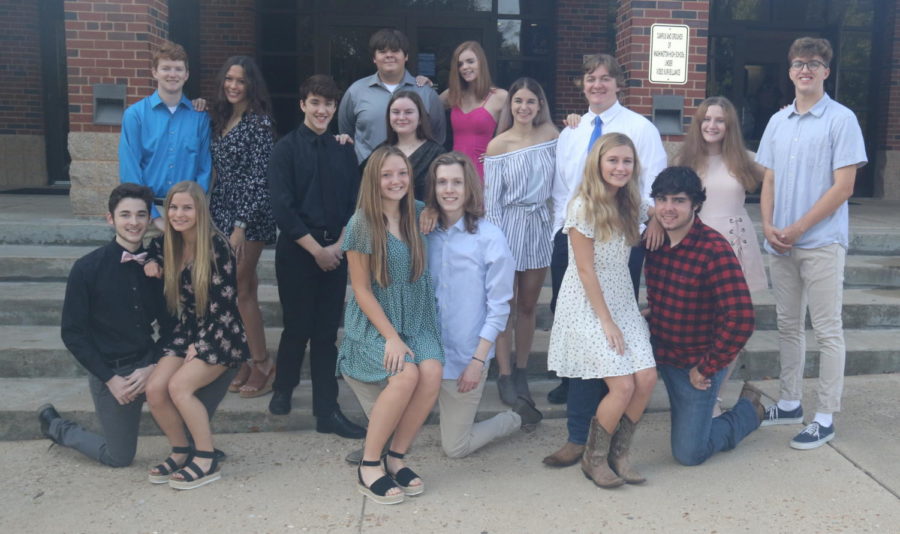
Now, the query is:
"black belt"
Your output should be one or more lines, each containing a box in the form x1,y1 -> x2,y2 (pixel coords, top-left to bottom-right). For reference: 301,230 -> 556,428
308,228 -> 338,245
106,353 -> 148,369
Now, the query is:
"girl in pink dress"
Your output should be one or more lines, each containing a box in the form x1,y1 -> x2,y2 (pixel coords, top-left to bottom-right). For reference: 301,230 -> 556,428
441,41 -> 507,180
676,96 -> 767,415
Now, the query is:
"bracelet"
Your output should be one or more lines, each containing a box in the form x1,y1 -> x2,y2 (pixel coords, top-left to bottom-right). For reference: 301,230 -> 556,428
233,220 -> 247,229
472,357 -> 485,365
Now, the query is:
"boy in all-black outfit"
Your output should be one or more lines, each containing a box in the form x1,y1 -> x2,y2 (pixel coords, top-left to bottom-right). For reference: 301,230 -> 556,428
267,74 -> 366,439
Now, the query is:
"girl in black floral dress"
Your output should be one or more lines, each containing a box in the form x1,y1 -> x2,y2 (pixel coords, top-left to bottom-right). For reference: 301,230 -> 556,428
144,181 -> 249,490
208,56 -> 276,398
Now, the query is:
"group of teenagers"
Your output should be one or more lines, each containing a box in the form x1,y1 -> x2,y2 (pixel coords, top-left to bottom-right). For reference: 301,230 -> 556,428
38,29 -> 866,505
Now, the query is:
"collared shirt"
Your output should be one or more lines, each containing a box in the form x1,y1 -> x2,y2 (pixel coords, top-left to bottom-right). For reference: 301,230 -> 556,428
756,93 -> 867,254
61,240 -> 173,383
338,70 -> 446,163
268,123 -> 360,241
118,91 -> 212,218
644,218 -> 755,377
428,217 -> 515,380
551,101 -> 668,234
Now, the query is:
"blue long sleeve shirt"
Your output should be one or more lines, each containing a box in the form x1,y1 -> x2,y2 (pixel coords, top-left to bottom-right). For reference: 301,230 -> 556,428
118,91 -> 212,218
428,217 -> 515,380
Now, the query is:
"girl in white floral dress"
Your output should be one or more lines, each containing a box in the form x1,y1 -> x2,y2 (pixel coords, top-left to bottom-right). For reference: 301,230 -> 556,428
547,133 -> 656,489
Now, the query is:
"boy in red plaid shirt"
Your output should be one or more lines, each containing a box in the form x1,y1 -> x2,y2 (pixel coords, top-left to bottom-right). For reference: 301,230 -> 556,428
644,167 -> 764,466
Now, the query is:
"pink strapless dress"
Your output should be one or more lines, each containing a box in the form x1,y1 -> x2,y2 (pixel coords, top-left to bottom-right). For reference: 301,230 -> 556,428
451,105 -> 497,181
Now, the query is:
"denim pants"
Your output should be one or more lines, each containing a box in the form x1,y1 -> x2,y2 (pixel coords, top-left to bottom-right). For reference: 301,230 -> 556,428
658,364 -> 760,466
565,378 -> 609,445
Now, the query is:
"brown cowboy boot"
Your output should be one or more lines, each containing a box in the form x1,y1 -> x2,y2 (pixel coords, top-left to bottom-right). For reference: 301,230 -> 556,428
542,441 -> 585,467
608,415 -> 646,484
581,417 -> 624,488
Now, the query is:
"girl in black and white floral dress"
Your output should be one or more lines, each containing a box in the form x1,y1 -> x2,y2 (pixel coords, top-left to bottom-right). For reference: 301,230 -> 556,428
208,55 -> 276,398
144,181 -> 249,490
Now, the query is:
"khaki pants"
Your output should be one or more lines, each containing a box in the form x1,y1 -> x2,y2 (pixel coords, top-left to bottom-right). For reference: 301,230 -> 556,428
769,244 -> 846,414
343,368 -> 521,459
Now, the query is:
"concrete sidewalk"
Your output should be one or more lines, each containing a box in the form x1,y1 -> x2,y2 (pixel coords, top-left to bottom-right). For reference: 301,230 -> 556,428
2,374 -> 898,533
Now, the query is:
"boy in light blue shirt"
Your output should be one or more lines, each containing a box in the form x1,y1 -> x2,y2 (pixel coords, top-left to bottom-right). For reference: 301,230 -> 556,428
756,37 -> 867,450
118,42 -> 211,228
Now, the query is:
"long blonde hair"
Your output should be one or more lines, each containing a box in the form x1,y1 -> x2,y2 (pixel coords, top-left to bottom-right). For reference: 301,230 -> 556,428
447,41 -> 493,108
162,181 -> 221,316
357,145 -> 426,288
676,96 -> 761,192
570,133 -> 642,245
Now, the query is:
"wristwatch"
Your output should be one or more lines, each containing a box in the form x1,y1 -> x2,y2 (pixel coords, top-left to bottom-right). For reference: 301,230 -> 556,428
233,220 -> 247,229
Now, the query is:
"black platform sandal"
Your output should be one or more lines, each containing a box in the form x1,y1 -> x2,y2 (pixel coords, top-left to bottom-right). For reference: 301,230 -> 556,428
358,459 -> 404,505
383,450 -> 424,496
148,446 -> 192,484
168,449 -> 221,490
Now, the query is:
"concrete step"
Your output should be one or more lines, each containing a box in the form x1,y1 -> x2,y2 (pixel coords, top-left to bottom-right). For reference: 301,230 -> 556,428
3,324 -> 898,381
3,218 -> 899,255
0,377 -> 563,441
0,375 -> 760,441
2,281 -> 899,331
3,243 -> 900,287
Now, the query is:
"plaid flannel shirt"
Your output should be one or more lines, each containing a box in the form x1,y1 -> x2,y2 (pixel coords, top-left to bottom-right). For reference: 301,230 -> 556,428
644,218 -> 755,377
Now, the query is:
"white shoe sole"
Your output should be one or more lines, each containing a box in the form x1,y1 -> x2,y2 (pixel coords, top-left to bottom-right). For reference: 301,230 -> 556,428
790,431 -> 834,450
760,416 -> 803,427
168,471 -> 221,490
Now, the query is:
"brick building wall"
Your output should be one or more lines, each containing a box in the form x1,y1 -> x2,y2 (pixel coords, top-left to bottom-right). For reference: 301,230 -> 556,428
0,0 -> 43,136
197,0 -> 257,100
615,0 -> 709,143
65,0 -> 170,214
64,0 -> 169,134
553,0 -> 612,121
0,0 -> 46,190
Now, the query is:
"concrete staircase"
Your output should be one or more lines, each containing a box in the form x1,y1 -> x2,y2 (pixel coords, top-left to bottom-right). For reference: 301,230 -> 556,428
1,196 -> 898,440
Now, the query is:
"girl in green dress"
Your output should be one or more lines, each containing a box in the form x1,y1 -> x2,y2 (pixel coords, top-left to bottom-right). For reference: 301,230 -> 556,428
338,145 -> 444,505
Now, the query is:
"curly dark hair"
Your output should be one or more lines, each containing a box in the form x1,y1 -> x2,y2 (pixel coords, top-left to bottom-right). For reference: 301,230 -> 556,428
650,166 -> 707,212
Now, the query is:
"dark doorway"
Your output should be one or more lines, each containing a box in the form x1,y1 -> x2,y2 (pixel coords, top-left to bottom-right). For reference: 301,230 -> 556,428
257,0 -> 555,137
708,0 -> 881,196
38,0 -> 70,185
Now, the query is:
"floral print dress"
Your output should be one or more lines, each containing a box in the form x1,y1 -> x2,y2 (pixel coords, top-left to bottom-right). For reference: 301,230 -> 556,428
149,233 -> 249,367
209,112 -> 277,243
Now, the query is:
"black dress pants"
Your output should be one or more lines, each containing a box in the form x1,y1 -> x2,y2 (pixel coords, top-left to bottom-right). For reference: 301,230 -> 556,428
273,233 -> 346,417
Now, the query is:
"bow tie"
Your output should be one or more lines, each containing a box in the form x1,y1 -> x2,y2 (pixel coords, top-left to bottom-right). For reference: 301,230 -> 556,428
121,251 -> 148,265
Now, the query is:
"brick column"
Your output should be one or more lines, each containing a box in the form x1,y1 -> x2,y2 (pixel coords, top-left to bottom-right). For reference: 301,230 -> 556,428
65,0 -> 169,216
198,0 -> 257,99
875,5 -> 900,199
0,0 -> 46,190
615,0 -> 709,160
553,0 -> 612,122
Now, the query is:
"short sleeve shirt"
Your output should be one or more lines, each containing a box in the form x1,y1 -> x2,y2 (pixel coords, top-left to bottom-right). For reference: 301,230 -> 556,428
755,93 -> 867,253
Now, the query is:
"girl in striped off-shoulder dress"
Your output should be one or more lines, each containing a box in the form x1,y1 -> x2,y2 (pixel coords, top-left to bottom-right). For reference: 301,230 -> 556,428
484,77 -> 558,406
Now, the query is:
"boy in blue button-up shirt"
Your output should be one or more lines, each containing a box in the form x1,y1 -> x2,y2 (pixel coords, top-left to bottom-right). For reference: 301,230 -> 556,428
118,43 -> 211,228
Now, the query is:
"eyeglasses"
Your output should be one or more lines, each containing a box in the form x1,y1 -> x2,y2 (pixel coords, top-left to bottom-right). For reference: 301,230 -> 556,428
790,60 -> 827,72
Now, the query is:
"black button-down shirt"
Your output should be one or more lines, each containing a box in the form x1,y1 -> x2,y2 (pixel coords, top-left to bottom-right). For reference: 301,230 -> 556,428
60,240 -> 173,382
268,123 -> 360,241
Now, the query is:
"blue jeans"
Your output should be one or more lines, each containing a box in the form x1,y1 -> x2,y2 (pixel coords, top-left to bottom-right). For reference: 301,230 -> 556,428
566,378 -> 609,445
658,364 -> 760,466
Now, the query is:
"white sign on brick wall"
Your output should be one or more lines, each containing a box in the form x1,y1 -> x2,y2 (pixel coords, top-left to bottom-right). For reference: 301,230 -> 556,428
649,24 -> 689,84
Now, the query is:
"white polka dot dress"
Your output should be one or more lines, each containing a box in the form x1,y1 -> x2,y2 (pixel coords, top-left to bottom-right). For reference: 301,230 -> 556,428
547,197 -> 655,379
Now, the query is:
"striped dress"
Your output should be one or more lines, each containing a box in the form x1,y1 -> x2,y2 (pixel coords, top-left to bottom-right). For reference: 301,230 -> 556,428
484,139 -> 556,271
